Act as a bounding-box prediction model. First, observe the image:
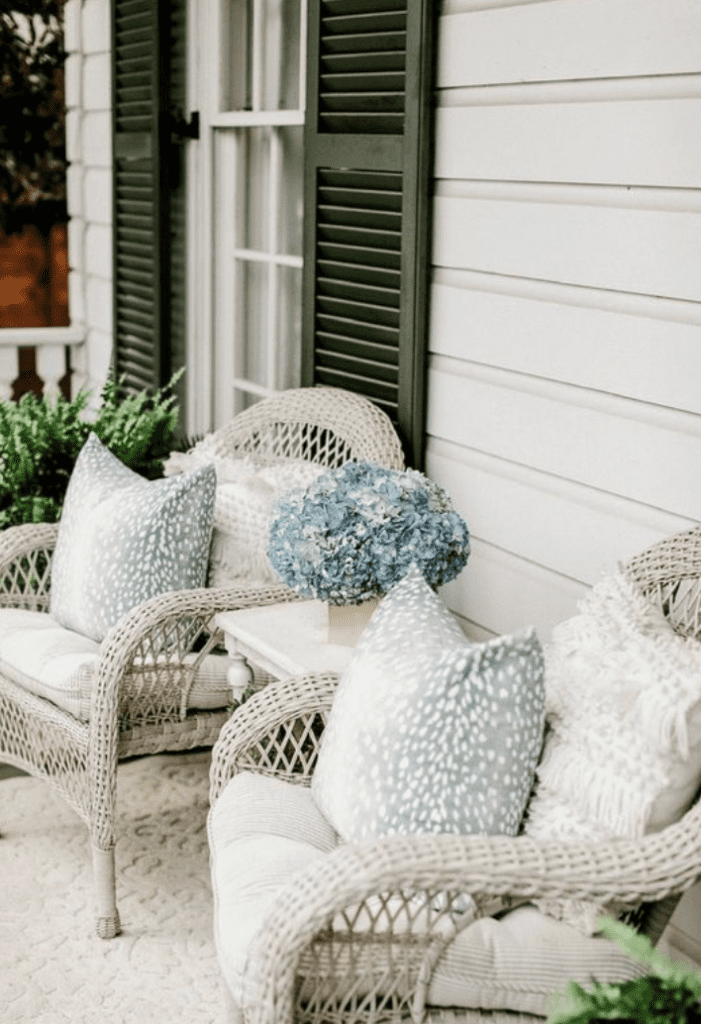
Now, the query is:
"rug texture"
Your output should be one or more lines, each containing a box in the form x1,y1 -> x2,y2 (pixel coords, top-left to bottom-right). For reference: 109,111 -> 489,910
0,752 -> 224,1023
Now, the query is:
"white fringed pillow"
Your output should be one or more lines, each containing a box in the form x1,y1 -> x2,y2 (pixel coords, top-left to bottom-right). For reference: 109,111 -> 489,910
164,438 -> 323,586
523,568 -> 701,934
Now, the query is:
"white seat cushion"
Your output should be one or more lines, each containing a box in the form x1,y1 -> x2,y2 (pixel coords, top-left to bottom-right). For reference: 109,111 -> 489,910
0,608 -> 234,722
208,772 -> 645,1018
208,773 -> 339,1005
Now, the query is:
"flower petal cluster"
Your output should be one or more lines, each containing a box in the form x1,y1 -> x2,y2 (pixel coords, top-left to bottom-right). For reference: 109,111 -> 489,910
268,461 -> 470,604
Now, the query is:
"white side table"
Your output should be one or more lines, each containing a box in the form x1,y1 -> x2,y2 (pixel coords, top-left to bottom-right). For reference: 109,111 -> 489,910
215,600 -> 355,702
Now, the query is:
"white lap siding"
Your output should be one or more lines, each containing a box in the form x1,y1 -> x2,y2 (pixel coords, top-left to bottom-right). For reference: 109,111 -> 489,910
427,0 -> 701,966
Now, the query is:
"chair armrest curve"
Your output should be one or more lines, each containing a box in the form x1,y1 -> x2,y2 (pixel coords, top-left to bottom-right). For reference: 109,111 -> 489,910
210,671 -> 338,803
242,801 -> 701,1024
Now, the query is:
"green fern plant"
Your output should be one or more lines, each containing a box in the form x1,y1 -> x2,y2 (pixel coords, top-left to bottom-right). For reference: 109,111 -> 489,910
0,370 -> 183,530
547,917 -> 701,1024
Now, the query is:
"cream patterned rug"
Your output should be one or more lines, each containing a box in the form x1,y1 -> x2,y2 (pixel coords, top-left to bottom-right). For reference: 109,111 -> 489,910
0,752 -> 224,1024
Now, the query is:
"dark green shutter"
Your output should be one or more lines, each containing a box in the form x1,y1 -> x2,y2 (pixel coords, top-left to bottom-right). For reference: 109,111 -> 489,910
111,0 -> 190,396
301,0 -> 435,468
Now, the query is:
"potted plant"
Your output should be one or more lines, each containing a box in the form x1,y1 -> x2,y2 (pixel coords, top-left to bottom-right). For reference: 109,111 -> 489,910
267,461 -> 470,642
0,370 -> 183,530
547,917 -> 701,1024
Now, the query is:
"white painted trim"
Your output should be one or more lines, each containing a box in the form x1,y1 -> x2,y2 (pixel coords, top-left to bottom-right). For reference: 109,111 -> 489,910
267,128 -> 282,390
431,266 -> 701,326
0,326 -> 86,346
230,377 -> 279,399
210,109 -> 305,127
433,178 -> 701,214
230,248 -> 303,268
441,0 -> 542,13
438,74 -> 701,107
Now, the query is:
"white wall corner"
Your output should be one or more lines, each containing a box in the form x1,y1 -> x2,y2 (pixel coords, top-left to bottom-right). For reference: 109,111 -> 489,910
82,0 -> 111,55
66,162 -> 84,219
86,276 -> 113,336
65,109 -> 82,164
68,270 -> 86,327
84,329 -> 114,395
83,52 -> 111,111
63,0 -> 82,54
67,216 -> 84,273
82,111 -> 112,168
64,51 -> 83,110
84,168 -> 112,225
85,223 -> 113,280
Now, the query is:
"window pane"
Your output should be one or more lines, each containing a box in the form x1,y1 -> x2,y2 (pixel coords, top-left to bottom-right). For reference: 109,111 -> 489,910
236,259 -> 269,388
241,126 -> 303,256
232,261 -> 302,393
261,0 -> 300,111
224,0 -> 301,111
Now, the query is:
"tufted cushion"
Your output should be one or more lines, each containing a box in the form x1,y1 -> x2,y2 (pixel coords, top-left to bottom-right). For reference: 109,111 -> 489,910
0,608 -> 234,722
312,565 -> 545,842
209,773 -> 339,1008
427,904 -> 646,1016
164,438 -> 323,586
524,568 -> 701,934
51,434 -> 216,642
208,772 -> 646,1019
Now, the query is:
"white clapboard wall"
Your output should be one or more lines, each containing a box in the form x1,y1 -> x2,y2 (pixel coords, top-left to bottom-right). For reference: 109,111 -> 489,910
429,0 -> 701,643
427,0 -> 701,965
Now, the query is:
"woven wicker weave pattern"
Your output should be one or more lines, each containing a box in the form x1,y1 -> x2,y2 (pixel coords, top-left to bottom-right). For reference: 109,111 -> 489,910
209,524 -> 701,1024
0,387 -> 404,939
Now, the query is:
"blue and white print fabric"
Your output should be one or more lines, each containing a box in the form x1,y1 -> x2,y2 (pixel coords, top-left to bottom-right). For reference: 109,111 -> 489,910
50,434 -> 216,642
312,565 -> 545,841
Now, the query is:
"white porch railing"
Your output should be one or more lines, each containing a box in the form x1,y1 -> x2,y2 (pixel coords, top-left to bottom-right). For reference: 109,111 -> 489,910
0,326 -> 86,401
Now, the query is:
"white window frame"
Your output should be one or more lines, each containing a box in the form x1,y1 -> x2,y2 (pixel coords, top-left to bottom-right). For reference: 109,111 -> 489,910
186,0 -> 307,434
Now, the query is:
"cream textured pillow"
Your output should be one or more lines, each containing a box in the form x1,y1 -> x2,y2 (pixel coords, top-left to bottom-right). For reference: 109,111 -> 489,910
312,565 -> 545,841
164,438 -> 323,586
50,434 -> 216,642
524,568 -> 701,933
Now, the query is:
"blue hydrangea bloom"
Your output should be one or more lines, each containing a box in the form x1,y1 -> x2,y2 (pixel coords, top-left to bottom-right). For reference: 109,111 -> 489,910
267,462 -> 470,604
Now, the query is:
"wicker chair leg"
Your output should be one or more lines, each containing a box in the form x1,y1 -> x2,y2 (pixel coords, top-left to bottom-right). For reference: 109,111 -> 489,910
92,844 -> 122,939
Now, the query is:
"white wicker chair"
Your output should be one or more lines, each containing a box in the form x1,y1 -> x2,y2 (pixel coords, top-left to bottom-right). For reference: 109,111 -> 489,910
0,386 -> 404,938
208,524 -> 701,1024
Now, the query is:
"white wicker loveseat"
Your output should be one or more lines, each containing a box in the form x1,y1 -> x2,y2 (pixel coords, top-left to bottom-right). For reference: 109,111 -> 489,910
0,386 -> 404,938
208,524 -> 701,1024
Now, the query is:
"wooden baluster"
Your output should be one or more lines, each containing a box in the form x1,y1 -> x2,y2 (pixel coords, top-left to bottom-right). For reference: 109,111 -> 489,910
0,346 -> 17,401
36,345 -> 67,399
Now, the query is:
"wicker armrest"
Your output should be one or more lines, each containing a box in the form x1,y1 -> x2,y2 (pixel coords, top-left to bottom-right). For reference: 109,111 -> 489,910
242,800 -> 701,1024
90,581 -> 298,729
209,671 -> 338,802
0,522 -> 58,610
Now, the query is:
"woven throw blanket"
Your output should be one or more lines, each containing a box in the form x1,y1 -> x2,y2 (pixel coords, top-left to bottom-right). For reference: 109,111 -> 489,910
524,567 -> 701,933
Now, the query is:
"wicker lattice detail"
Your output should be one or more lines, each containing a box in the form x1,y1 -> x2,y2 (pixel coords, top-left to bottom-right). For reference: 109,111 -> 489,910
212,387 -> 405,471
0,387 -> 405,937
0,676 -> 91,821
209,672 -> 340,802
0,522 -> 57,611
621,524 -> 701,640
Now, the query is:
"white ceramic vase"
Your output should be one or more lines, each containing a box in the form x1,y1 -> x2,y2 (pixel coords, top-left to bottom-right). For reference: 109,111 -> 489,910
327,598 -> 379,646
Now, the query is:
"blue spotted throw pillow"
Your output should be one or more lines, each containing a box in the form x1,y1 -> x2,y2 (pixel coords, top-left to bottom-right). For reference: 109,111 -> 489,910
50,434 -> 216,642
312,565 -> 545,841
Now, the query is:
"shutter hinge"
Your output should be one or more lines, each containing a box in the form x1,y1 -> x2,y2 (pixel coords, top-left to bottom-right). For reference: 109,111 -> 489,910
170,110 -> 200,142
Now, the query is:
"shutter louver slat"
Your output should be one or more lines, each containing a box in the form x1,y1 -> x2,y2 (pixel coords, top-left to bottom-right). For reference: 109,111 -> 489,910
312,168 -> 401,416
112,0 -> 188,396
303,0 -> 434,465
317,2 -> 407,135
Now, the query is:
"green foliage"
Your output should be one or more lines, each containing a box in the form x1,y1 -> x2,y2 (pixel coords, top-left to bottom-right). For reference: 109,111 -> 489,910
547,918 -> 701,1024
0,371 -> 183,530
